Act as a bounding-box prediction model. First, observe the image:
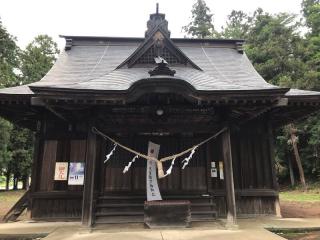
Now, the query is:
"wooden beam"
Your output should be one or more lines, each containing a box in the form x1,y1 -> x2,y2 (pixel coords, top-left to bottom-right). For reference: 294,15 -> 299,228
45,104 -> 69,122
211,189 -> 279,197
81,124 -> 97,227
95,123 -> 221,134
31,97 -> 69,122
30,191 -> 82,199
222,127 -> 237,227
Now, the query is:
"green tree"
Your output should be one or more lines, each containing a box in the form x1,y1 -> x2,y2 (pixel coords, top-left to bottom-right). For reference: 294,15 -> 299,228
0,34 -> 59,190
302,0 -> 320,35
220,10 -> 251,39
243,7 -> 320,184
196,6 -> 319,184
220,9 -> 307,88
0,18 -> 20,88
8,126 -> 33,190
0,118 -> 12,190
244,10 -> 306,87
293,0 -> 320,183
0,18 -> 20,189
182,0 -> 217,38
298,0 -> 320,90
8,34 -> 60,189
20,34 -> 59,84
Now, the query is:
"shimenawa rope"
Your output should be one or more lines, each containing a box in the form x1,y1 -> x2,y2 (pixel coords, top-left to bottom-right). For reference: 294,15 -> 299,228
92,126 -> 227,178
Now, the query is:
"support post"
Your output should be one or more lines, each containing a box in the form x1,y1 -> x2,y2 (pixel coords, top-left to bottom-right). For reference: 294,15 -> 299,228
30,123 -> 41,193
29,121 -> 43,218
82,125 -> 97,227
222,127 -> 237,227
268,123 -> 282,217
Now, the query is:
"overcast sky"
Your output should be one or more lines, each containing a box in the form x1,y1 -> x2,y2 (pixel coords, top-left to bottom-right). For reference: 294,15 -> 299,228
0,0 -> 303,49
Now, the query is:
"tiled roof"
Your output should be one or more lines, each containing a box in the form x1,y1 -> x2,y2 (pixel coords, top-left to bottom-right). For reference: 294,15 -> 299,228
29,39 -> 280,92
0,37 -> 319,99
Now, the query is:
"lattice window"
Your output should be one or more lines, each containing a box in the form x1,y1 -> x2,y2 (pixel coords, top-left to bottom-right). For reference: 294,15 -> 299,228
136,47 -> 156,64
136,46 -> 180,64
162,47 -> 179,64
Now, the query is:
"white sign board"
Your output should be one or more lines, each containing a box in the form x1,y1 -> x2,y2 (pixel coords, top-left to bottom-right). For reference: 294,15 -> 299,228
146,141 -> 162,201
68,162 -> 85,185
211,168 -> 217,178
54,162 -> 68,181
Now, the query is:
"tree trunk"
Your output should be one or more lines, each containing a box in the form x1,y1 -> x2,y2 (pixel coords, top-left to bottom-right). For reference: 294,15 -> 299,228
5,171 -> 11,190
22,175 -> 30,190
289,124 -> 306,190
287,153 -> 295,187
13,174 -> 18,190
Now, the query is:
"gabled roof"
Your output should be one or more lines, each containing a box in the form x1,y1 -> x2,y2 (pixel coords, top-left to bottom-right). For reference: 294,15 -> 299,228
1,36 -> 319,101
0,9 -> 319,130
25,39 -> 281,92
0,9 -> 319,104
116,26 -> 202,70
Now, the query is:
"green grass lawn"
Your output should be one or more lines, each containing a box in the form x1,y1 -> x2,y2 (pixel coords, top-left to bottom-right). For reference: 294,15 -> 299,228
0,190 -> 25,202
280,183 -> 320,202
280,192 -> 320,202
0,190 -> 25,218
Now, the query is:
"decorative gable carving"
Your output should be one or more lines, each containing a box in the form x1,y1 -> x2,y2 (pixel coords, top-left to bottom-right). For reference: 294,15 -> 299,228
136,46 -> 180,65
117,6 -> 201,70
136,33 -> 180,65
117,29 -> 202,70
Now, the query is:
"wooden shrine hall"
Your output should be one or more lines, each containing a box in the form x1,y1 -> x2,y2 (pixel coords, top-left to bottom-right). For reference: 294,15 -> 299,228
1,7 -> 320,227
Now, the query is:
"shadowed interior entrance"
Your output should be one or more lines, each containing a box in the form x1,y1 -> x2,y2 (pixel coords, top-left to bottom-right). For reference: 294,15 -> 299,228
95,133 -> 220,224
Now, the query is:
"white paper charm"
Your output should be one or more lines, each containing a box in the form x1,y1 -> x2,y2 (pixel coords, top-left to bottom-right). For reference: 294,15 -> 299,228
123,155 -> 139,173
104,144 -> 117,163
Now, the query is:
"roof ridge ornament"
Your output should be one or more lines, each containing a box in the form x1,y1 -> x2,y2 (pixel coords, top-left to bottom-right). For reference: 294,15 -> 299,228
148,56 -> 176,76
65,38 -> 73,51
116,7 -> 202,70
145,3 -> 170,38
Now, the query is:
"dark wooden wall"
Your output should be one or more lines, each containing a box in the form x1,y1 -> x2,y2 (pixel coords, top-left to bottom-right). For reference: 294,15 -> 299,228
225,121 -> 278,217
98,120 -> 278,217
30,120 -> 87,220
102,134 -> 207,194
30,117 -> 278,220
231,124 -> 274,190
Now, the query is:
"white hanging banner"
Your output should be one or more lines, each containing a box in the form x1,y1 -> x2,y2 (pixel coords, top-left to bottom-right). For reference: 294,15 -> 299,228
146,141 -> 162,201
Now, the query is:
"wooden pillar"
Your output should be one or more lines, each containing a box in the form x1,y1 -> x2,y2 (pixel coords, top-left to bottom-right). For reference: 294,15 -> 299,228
30,121 -> 42,193
222,127 -> 237,227
268,123 -> 282,217
82,125 -> 97,227
29,120 -> 43,219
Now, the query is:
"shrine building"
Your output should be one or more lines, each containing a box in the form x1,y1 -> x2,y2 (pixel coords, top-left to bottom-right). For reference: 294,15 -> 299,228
1,7 -> 320,227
